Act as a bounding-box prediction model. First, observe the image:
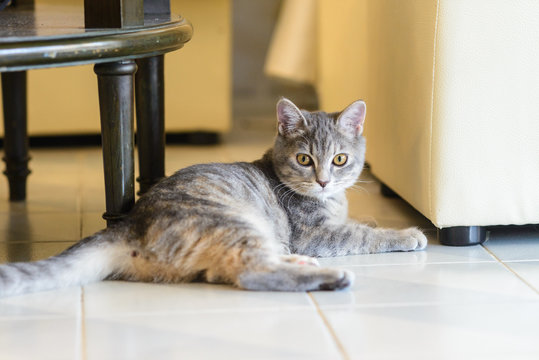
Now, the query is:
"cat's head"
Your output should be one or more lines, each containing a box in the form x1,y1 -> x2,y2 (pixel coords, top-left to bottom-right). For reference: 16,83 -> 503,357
272,98 -> 367,200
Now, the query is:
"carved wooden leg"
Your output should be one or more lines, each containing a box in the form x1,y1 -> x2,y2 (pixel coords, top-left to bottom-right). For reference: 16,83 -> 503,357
1,71 -> 31,201
94,61 -> 137,226
438,226 -> 487,246
135,55 -> 165,195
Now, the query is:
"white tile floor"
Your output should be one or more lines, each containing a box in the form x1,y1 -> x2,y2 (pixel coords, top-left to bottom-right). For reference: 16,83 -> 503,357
1,133 -> 538,360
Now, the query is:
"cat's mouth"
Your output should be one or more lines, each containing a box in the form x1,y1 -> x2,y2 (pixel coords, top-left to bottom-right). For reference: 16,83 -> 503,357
282,180 -> 337,200
317,185 -> 333,197
306,182 -> 336,200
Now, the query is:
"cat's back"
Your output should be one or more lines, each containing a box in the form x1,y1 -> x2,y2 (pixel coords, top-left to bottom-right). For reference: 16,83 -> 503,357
128,158 -> 290,251
170,160 -> 276,201
134,157 -> 281,216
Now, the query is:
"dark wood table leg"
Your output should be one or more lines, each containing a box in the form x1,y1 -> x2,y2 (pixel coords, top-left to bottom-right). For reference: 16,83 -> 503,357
1,71 -> 31,201
94,60 -> 137,226
135,55 -> 165,195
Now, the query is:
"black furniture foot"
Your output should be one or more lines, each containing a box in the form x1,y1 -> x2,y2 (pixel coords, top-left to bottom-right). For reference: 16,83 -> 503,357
1,71 -> 31,201
94,60 -> 137,226
135,55 -> 165,195
380,182 -> 400,198
438,226 -> 487,246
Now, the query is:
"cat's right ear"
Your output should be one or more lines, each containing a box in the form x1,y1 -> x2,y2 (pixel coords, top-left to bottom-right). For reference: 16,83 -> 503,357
276,98 -> 307,137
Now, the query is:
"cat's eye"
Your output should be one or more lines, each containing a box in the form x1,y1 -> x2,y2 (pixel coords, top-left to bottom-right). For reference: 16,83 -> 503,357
333,154 -> 348,166
296,154 -> 313,166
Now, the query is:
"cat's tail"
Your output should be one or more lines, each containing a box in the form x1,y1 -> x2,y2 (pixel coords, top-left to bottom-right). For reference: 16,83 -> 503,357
0,228 -> 132,298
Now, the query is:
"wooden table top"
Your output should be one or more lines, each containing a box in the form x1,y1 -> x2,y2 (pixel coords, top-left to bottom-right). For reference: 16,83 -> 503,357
0,4 -> 193,72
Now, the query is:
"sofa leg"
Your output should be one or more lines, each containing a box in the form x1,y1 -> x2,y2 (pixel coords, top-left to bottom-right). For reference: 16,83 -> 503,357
438,226 -> 487,246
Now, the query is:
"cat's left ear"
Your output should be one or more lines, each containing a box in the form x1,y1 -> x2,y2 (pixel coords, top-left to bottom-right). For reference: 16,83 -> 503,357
337,100 -> 366,137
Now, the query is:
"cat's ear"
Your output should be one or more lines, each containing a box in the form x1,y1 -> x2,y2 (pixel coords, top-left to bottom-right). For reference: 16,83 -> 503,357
337,100 -> 366,137
276,98 -> 307,137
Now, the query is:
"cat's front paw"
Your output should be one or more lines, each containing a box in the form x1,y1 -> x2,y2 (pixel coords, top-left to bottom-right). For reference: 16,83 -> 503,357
400,227 -> 428,251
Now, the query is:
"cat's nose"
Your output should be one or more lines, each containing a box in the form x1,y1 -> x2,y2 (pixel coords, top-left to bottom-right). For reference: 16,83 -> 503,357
317,180 -> 329,188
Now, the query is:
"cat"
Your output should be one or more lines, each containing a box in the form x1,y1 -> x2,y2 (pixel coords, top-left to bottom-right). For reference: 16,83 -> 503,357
0,98 -> 427,297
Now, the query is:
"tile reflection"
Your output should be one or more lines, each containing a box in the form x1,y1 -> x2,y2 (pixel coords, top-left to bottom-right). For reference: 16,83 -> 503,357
3,203 -> 33,262
0,241 -> 75,263
0,203 -> 75,262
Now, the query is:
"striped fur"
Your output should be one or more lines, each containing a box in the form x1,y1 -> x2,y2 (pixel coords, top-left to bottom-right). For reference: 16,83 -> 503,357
0,98 -> 426,297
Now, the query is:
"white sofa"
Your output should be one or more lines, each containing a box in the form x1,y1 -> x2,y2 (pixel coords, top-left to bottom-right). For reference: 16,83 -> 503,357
269,0 -> 539,245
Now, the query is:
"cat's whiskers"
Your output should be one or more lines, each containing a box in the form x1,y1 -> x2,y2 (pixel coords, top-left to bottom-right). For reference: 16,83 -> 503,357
272,183 -> 290,196
279,179 -> 319,209
347,184 -> 369,194
273,181 -> 297,209
286,191 -> 296,211
280,188 -> 297,212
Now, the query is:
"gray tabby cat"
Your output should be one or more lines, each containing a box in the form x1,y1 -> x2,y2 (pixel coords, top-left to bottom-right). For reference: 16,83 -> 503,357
0,98 -> 426,297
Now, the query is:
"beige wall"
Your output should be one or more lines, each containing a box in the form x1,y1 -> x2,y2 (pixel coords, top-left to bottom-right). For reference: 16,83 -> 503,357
0,0 -> 231,136
316,0 -> 369,113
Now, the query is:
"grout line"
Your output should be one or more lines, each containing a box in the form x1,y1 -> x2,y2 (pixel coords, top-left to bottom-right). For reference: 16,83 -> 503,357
78,152 -> 84,240
79,305 -> 318,318
313,299 -> 539,313
80,286 -> 88,360
481,245 -> 539,295
317,260 -> 498,268
308,293 -> 350,360
79,213 -> 84,240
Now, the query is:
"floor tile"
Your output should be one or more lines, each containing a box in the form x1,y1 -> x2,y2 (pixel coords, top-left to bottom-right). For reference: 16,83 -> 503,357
483,226 -> 539,261
505,261 -> 539,293
311,262 -> 538,308
80,183 -> 106,213
80,190 -> 106,214
2,140 -> 538,359
0,150 -> 82,214
81,212 -> 106,238
317,240 -> 494,268
222,141 -> 275,163
0,287 -> 81,318
78,150 -> 106,213
321,302 -> 539,360
85,309 -> 342,360
84,281 -> 313,316
165,145 -> 232,172
0,184 -> 80,214
0,241 -> 75,263
346,173 -> 434,230
0,316 -> 81,360
0,212 -> 80,242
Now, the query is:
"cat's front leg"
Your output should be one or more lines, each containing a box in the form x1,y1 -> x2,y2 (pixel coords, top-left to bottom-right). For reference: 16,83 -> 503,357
293,223 -> 427,257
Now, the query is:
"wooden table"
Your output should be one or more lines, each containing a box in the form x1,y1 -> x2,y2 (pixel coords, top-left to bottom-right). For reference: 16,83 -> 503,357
0,3 -> 193,224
